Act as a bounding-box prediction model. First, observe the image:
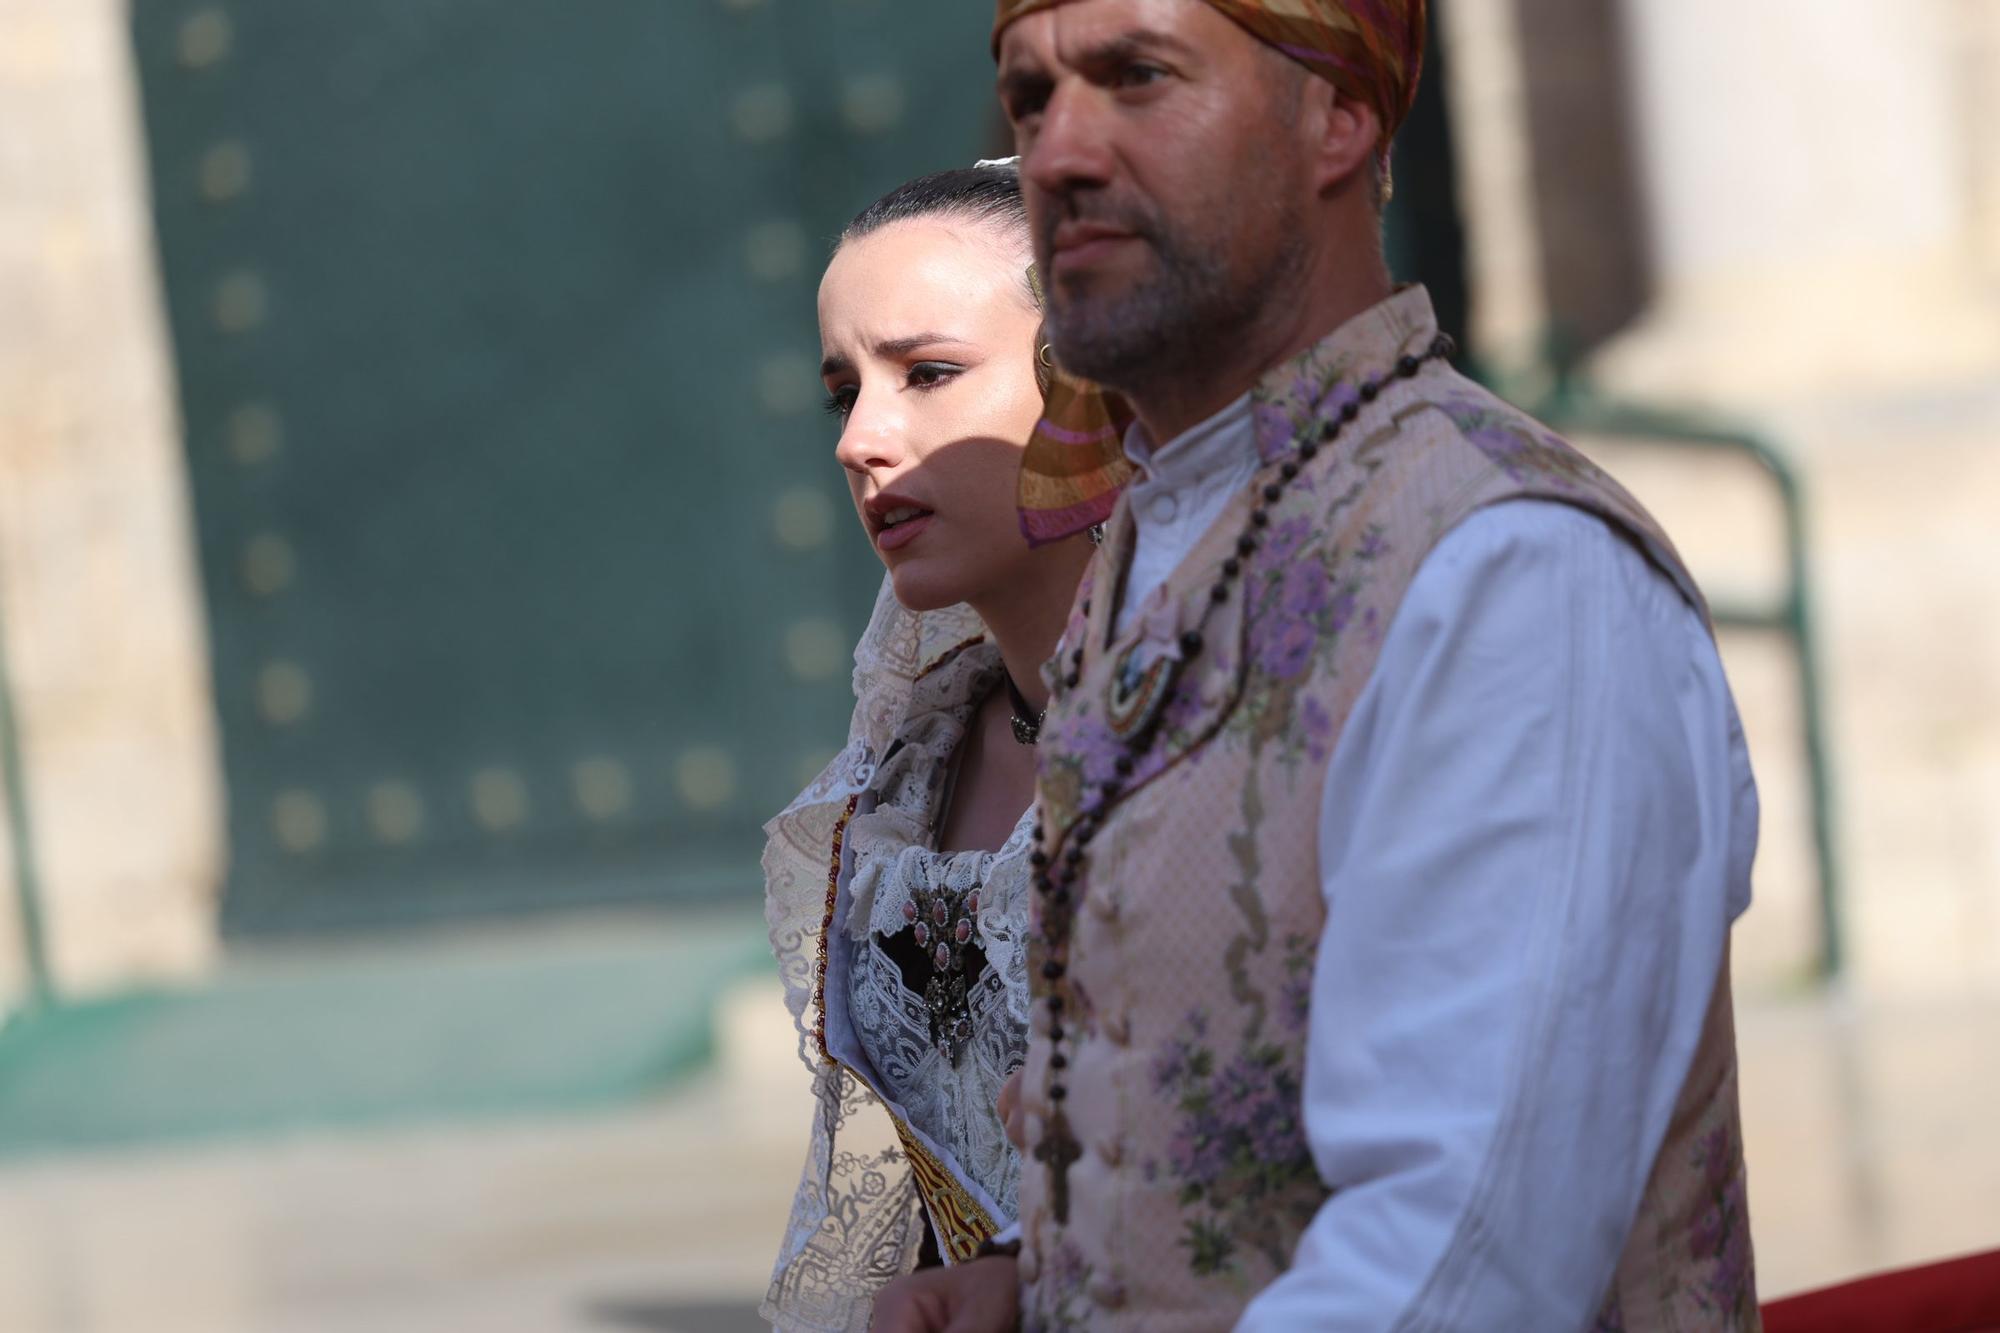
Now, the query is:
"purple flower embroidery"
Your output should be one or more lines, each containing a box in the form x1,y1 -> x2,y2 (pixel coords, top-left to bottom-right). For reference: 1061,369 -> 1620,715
1328,589 -> 1357,635
1161,678 -> 1205,737
1312,380 -> 1361,422
1300,696 -> 1333,763
1279,560 -> 1330,620
1451,410 -> 1534,481
1053,716 -> 1128,789
1444,399 -> 1601,495
1261,515 -> 1313,567
1047,1237 -> 1089,1293
1252,402 -> 1296,454
1148,979 -> 1321,1279
1689,1125 -> 1752,1313
1356,526 -> 1388,560
1151,1033 -> 1198,1091
1257,618 -> 1317,681
1279,971 -> 1313,1033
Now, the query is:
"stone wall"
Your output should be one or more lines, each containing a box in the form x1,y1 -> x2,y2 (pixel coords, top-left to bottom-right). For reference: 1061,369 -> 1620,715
1597,0 -> 2000,402
0,0 -> 224,1005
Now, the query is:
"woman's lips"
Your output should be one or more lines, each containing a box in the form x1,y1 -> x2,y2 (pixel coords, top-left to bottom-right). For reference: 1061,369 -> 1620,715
876,512 -> 934,553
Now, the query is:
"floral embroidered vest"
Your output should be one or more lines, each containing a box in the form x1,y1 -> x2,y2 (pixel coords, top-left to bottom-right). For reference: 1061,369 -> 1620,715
1017,290 -> 1758,1331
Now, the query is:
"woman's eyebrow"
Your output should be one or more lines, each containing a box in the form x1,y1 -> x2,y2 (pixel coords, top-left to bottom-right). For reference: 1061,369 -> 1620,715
876,332 -> 966,358
822,333 -> 970,379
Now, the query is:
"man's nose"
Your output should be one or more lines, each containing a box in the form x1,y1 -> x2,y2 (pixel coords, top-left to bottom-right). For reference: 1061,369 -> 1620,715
1022,80 -> 1113,201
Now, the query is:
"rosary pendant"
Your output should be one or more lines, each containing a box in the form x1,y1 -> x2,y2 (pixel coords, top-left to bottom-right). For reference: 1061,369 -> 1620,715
1034,1108 -> 1083,1225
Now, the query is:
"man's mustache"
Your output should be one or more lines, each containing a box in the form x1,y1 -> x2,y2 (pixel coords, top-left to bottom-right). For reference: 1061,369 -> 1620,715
1036,192 -> 1162,252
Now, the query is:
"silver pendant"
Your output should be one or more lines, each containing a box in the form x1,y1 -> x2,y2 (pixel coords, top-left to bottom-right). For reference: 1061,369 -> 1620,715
1105,640 -> 1182,743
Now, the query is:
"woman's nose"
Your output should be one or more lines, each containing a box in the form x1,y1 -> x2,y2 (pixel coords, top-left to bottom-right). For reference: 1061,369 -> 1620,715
832,387 -> 904,475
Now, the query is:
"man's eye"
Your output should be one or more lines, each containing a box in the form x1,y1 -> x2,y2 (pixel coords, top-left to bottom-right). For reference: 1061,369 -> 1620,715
908,362 -> 962,389
1117,63 -> 1167,88
1002,77 -> 1052,123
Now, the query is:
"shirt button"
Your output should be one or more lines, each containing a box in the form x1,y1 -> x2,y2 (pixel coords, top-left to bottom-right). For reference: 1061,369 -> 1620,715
1088,891 -> 1119,923
1096,1134 -> 1125,1167
1146,492 -> 1179,524
1102,1011 -> 1131,1046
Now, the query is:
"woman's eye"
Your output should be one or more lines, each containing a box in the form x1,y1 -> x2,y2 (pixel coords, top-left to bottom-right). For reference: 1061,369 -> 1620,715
822,386 -> 856,418
907,362 -> 963,389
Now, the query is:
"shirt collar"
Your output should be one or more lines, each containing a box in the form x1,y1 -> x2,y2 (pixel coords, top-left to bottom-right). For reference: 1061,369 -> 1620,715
1121,392 -> 1255,492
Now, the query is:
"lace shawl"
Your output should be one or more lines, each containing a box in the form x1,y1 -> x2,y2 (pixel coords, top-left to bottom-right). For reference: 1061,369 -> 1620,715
761,577 -> 1032,1331
842,646 -> 1033,1224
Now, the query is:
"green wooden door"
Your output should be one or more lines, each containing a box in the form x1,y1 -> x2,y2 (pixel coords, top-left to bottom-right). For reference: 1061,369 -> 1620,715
132,0 -> 1003,933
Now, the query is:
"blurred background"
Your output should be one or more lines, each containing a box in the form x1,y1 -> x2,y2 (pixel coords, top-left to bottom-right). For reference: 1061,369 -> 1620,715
0,0 -> 1996,1329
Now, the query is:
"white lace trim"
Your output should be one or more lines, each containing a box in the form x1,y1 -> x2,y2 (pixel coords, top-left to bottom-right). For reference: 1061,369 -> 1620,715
761,577 -> 1013,1331
838,648 -> 1034,1212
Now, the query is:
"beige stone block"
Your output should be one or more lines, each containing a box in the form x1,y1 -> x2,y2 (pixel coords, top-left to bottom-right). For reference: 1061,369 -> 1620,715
1436,0 -> 1547,367
1595,0 -> 2000,404
1960,0 -> 2000,279
0,0 -> 224,1002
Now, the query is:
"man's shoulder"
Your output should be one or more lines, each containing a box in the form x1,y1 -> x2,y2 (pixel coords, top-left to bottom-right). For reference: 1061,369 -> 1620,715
1401,369 -> 1602,486
1380,370 -> 1711,622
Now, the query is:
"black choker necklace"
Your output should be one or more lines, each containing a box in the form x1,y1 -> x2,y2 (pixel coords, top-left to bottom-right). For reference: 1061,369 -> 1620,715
1005,673 -> 1045,746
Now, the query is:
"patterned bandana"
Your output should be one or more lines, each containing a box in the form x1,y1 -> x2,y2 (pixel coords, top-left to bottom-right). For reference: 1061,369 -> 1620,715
996,0 -> 1429,545
993,0 -> 1426,163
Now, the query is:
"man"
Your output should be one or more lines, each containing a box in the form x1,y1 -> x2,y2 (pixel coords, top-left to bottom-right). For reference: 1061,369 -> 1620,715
873,2 -> 1759,1328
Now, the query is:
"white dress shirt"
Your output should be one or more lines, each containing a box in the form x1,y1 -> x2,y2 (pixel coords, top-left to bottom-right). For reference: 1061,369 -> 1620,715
1114,401 -> 1759,1330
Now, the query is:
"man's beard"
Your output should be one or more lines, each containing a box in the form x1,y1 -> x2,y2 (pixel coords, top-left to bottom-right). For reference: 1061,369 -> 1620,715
1039,191 -> 1305,397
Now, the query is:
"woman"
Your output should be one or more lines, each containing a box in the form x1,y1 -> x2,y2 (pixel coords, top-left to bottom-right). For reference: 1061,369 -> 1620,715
760,163 -> 1096,1330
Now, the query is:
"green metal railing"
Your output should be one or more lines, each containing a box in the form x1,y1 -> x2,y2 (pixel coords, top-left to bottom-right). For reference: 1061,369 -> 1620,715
1524,373 -> 1845,979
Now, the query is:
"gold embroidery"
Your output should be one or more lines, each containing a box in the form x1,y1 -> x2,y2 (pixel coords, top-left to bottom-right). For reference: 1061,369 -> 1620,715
811,795 -> 861,1063
891,1116 -> 999,1262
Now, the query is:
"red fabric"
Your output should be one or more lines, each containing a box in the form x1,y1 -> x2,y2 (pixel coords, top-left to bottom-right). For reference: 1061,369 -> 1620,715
1763,1249 -> 2000,1333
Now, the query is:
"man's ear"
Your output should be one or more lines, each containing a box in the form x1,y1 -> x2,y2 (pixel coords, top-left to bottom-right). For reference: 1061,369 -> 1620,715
1305,84 -> 1383,198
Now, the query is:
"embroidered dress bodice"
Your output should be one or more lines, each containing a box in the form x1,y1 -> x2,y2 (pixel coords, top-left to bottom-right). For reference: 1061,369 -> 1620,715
764,580 -> 1041,1331
840,641 -> 1033,1220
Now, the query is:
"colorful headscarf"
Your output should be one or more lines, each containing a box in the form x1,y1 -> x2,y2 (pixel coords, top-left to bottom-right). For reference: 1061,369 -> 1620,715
993,0 -> 1426,171
1016,364 -> 1138,545
996,0 -> 1429,545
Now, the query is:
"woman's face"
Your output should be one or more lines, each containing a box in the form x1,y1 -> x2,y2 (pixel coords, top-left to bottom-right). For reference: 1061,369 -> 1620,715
819,216 -> 1047,614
